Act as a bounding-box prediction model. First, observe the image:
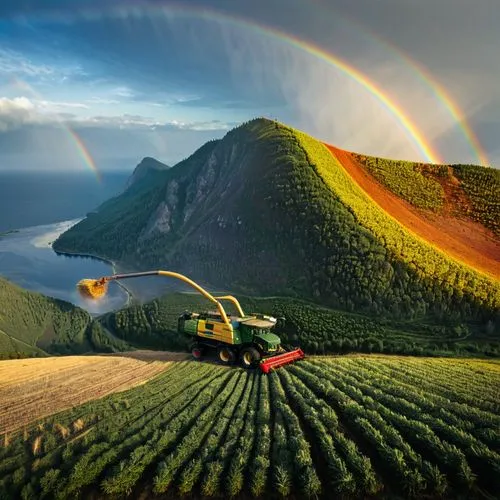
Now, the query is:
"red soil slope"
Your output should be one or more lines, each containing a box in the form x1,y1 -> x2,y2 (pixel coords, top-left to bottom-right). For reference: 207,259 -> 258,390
325,145 -> 500,280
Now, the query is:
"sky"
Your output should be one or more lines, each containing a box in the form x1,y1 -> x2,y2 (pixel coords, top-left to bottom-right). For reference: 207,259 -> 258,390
0,0 -> 499,173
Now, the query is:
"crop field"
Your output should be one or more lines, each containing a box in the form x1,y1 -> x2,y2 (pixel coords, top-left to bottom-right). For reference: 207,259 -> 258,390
0,355 -> 498,499
0,352 -> 183,434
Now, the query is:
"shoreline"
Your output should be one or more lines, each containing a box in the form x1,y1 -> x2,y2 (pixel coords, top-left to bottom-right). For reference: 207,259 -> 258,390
52,247 -> 134,308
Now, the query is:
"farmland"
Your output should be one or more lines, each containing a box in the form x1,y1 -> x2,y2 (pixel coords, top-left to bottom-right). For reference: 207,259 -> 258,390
0,355 -> 499,499
0,352 -> 183,434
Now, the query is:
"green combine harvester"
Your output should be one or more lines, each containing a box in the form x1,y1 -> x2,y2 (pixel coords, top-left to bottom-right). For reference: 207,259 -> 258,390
77,270 -> 305,372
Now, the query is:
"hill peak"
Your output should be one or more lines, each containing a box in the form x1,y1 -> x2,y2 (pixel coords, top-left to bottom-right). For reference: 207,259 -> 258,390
137,157 -> 169,170
125,157 -> 170,190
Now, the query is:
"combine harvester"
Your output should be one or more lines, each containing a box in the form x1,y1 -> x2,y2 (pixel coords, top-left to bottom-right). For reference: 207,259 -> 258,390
77,270 -> 304,373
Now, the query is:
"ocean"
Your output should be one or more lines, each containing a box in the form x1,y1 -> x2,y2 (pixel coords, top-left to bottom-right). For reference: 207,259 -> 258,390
0,171 -> 129,232
0,171 -> 131,313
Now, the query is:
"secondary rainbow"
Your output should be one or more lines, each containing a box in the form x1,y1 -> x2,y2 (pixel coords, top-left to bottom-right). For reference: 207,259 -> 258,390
398,57 -> 489,166
311,2 -> 489,165
14,2 -> 441,164
124,3 -> 442,163
9,78 -> 100,181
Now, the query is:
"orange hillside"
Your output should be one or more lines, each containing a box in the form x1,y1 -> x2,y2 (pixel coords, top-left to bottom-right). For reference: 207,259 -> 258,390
325,145 -> 500,280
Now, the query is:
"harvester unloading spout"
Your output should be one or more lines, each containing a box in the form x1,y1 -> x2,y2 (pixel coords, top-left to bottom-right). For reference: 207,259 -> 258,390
77,270 -> 305,372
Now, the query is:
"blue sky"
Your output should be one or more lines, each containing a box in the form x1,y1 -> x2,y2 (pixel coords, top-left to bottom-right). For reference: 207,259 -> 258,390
0,0 -> 499,171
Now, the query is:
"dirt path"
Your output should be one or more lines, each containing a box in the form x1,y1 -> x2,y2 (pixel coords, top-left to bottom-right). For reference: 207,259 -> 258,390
325,145 -> 500,280
0,351 -> 186,434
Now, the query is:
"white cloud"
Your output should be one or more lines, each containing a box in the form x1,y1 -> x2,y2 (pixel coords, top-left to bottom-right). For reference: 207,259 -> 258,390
161,119 -> 234,131
36,100 -> 89,111
0,95 -> 234,132
0,96 -> 42,131
0,49 -> 53,77
111,86 -> 134,98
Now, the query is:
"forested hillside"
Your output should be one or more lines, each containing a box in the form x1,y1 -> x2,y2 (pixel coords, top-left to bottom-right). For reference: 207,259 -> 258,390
54,119 -> 500,330
0,278 -> 128,358
100,293 -> 500,358
352,153 -> 500,235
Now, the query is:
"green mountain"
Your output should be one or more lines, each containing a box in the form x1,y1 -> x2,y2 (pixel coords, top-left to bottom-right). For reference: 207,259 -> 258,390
124,156 -> 170,191
53,119 -> 499,329
0,278 -> 128,358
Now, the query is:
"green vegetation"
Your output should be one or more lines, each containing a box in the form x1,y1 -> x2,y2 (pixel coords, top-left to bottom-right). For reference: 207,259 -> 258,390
52,119 -> 499,331
353,153 -> 500,237
453,164 -> 500,236
53,140 -> 218,262
100,293 -> 500,357
1,356 -> 499,498
352,154 -> 445,211
0,278 -> 129,359
292,127 -> 499,314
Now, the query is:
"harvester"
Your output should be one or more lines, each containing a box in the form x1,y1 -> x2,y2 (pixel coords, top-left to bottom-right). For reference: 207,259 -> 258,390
77,270 -> 304,373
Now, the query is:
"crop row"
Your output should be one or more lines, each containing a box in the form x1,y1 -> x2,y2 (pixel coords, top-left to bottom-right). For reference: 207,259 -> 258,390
1,357 -> 499,499
302,360 -> 500,491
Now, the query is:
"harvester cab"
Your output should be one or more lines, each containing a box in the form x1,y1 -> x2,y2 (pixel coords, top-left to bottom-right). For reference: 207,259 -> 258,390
77,270 -> 304,373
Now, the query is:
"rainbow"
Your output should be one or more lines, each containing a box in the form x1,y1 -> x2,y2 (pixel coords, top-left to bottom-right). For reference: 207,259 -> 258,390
310,3 -> 489,165
11,2 -> 442,164
395,56 -> 489,166
234,20 -> 442,163
65,127 -> 101,181
10,78 -> 100,180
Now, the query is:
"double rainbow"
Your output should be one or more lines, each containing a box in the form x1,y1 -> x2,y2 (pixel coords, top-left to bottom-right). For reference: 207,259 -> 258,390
6,1 -> 490,175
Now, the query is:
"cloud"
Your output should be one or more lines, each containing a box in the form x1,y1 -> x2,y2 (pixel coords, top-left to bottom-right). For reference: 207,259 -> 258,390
0,96 -> 90,131
0,95 -> 236,133
0,96 -> 41,131
0,48 -> 54,77
0,1 -> 497,165
37,100 -> 89,111
154,119 -> 237,132
111,86 -> 134,98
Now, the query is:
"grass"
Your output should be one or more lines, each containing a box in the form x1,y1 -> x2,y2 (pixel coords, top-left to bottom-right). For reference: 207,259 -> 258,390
0,355 -> 498,499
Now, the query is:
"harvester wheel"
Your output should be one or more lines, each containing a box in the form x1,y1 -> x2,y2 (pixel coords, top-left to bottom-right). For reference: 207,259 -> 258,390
191,343 -> 204,360
240,347 -> 261,369
217,346 -> 235,365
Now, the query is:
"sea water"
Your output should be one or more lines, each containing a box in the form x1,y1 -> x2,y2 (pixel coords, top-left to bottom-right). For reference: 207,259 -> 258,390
0,171 -> 130,313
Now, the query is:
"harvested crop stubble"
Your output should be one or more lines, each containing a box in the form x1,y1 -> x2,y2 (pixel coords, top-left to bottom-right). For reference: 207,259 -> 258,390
0,352 -> 181,434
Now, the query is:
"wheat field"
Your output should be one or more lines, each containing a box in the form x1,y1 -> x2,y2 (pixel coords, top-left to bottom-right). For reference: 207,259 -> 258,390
0,351 -> 186,434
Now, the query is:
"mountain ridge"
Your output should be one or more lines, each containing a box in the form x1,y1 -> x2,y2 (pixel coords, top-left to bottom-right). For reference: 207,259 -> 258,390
124,156 -> 170,191
53,118 -> 499,327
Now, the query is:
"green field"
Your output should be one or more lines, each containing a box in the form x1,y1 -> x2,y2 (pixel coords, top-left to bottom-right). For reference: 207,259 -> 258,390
1,356 -> 499,499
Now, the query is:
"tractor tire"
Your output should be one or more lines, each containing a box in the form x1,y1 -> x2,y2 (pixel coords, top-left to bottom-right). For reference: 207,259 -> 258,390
217,346 -> 236,365
191,343 -> 204,361
240,347 -> 261,369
